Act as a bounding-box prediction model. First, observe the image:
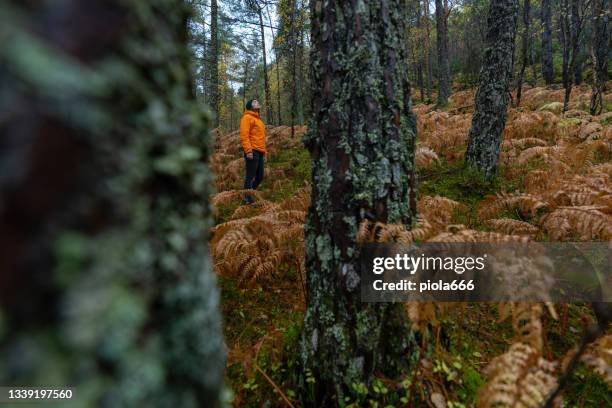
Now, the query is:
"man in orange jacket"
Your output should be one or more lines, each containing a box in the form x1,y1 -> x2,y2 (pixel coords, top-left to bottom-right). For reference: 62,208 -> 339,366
240,99 -> 267,204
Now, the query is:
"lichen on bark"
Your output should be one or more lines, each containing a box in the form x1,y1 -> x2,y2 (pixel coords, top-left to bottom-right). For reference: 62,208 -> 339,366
465,0 -> 519,178
300,0 -> 418,405
0,1 -> 225,406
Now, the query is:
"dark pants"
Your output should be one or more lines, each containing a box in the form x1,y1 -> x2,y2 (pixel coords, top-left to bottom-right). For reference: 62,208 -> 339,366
243,150 -> 264,202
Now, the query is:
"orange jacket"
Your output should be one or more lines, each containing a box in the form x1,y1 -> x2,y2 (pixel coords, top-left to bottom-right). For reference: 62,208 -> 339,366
240,110 -> 267,155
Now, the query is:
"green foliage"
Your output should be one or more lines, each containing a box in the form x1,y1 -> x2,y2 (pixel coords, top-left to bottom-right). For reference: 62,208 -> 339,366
564,367 -> 612,407
419,162 -> 516,206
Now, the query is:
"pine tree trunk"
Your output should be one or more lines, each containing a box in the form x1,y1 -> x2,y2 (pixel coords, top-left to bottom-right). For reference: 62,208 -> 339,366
243,59 -> 249,108
301,0 -> 417,404
266,4 -> 283,125
516,0 -> 530,106
562,0 -> 584,111
590,0 -> 609,114
256,5 -> 274,124
465,0 -> 519,177
424,0 -> 433,100
541,0 -> 554,84
571,0 -> 584,86
210,0 -> 220,128
296,4 -> 305,126
435,0 -> 451,106
0,1 -> 224,406
416,1 -> 426,101
559,0 -> 571,110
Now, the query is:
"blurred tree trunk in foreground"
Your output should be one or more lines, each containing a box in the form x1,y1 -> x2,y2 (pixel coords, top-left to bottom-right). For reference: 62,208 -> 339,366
465,0 -> 519,177
301,0 -> 418,405
0,1 -> 225,406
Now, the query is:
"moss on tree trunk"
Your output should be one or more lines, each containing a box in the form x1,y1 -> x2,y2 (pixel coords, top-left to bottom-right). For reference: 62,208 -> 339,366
465,0 -> 518,178
300,0 -> 418,405
0,1 -> 225,406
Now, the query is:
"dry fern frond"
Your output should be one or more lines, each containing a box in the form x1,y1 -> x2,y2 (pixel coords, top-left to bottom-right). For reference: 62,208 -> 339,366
212,189 -> 264,206
418,195 -> 467,226
477,193 -> 549,221
581,334 -> 612,385
278,186 -> 311,212
523,169 -> 560,194
230,200 -> 276,220
541,206 -> 612,241
498,303 -> 544,353
416,146 -> 440,168
478,342 -> 559,408
357,220 -> 413,243
485,219 -> 540,236
427,227 -> 532,243
502,137 -> 548,150
516,146 -> 564,165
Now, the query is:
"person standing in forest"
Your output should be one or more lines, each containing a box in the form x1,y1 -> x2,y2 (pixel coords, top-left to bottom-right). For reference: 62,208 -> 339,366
240,98 -> 267,204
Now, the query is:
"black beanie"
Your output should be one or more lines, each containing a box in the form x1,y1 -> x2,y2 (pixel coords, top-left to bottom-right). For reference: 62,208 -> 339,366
246,99 -> 254,110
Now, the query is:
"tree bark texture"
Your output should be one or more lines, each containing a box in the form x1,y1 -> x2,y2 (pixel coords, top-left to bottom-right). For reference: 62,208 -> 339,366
256,3 -> 274,123
541,0 -> 554,84
0,1 -> 225,406
301,0 -> 418,404
590,0 -> 609,114
424,0 -> 433,100
571,0 -> 584,85
516,0 -> 530,106
465,0 -> 519,177
435,0 -> 451,106
210,0 -> 220,127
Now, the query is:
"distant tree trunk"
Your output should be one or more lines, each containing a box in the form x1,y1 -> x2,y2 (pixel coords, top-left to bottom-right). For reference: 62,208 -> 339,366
266,4 -> 283,125
425,0 -> 433,100
541,0 -> 554,84
435,0 -> 451,106
571,0 -> 584,85
0,0 -> 224,406
289,0 -> 298,136
296,3 -> 305,125
416,1 -> 426,101
210,0 -> 220,127
530,25 -> 538,85
418,64 -> 425,101
559,0 -> 571,110
301,0 -> 417,404
516,0 -> 531,106
590,0 -> 609,114
243,59 -> 249,109
562,0 -> 584,111
465,0 -> 519,177
255,3 -> 274,124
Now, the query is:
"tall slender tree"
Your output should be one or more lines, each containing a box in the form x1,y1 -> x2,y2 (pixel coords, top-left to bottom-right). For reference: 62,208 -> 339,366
516,0 -> 531,106
541,0 -> 554,84
210,0 -> 220,127
589,0 -> 609,114
266,3 -> 283,125
435,0 -> 451,106
465,0 -> 519,177
247,0 -> 274,123
301,0 -> 417,404
424,0 -> 434,100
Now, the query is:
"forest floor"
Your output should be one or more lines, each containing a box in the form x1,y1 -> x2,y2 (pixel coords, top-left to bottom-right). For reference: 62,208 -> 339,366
209,83 -> 612,407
